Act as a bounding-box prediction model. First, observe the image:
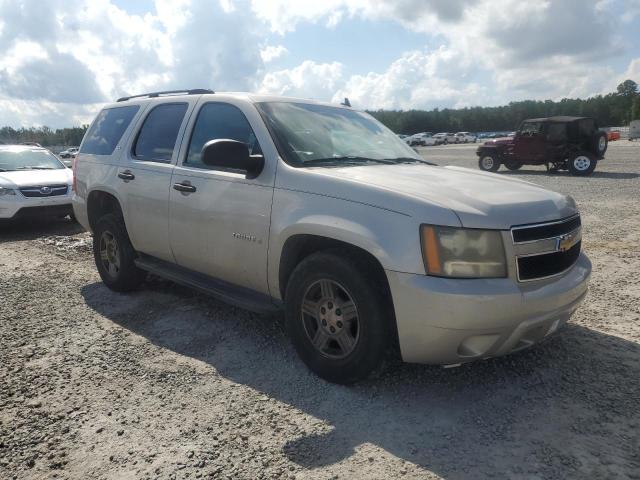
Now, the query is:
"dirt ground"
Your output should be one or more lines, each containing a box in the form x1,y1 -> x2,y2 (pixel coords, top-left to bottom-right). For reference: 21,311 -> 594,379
1,141 -> 639,480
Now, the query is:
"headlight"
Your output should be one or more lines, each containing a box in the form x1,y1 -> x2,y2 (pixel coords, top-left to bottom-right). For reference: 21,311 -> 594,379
0,187 -> 16,196
420,225 -> 507,278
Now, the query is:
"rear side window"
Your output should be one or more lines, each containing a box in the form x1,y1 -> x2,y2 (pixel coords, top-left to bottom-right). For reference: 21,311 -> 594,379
185,103 -> 262,168
133,103 -> 188,162
81,106 -> 139,155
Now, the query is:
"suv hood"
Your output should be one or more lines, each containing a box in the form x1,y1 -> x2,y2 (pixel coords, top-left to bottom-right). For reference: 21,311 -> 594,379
0,169 -> 72,188
306,164 -> 577,229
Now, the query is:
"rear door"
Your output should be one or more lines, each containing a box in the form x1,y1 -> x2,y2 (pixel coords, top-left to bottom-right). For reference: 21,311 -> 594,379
118,100 -> 197,262
168,100 -> 274,294
514,121 -> 546,163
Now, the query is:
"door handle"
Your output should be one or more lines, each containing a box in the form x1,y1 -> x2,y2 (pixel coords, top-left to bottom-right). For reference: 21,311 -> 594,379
118,170 -> 135,181
173,182 -> 197,193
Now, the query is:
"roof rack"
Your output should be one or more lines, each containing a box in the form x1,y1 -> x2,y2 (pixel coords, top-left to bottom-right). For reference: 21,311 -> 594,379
117,89 -> 214,102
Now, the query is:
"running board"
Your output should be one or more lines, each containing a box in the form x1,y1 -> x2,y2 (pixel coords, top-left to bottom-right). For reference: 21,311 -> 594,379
134,254 -> 281,314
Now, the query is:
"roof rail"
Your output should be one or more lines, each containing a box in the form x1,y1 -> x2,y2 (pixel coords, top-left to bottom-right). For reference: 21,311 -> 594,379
117,89 -> 214,102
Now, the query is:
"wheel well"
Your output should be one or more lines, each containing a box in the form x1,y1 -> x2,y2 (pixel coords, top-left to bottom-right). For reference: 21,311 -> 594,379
279,234 -> 390,299
87,190 -> 123,231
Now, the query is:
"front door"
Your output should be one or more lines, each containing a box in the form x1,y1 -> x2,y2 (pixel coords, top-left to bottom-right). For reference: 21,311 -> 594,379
514,121 -> 546,163
168,101 -> 274,295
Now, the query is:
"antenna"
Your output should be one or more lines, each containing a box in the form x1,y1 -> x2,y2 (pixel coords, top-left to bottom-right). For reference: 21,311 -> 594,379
341,97 -> 351,107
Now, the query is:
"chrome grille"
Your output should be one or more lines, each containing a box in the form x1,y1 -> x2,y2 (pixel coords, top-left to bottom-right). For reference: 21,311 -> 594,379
19,185 -> 69,198
511,215 -> 582,282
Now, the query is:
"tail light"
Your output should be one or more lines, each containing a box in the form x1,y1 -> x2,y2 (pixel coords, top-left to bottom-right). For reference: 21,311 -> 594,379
72,155 -> 78,192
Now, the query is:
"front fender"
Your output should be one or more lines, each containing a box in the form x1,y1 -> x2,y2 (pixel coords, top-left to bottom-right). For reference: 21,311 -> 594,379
268,189 -> 424,300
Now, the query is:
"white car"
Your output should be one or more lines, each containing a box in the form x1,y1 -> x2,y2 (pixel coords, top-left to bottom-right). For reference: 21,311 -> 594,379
0,145 -> 74,220
59,147 -> 79,159
454,132 -> 477,143
73,90 -> 591,384
407,133 -> 436,146
433,132 -> 457,144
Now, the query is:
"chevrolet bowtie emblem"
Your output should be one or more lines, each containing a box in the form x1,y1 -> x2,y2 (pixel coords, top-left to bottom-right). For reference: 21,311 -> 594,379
557,228 -> 581,252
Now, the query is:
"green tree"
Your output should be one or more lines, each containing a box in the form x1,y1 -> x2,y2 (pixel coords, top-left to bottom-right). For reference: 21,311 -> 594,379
632,97 -> 640,121
616,79 -> 639,97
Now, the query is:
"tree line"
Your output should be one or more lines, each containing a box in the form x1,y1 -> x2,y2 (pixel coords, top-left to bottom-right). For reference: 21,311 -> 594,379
369,80 -> 640,134
0,125 -> 88,147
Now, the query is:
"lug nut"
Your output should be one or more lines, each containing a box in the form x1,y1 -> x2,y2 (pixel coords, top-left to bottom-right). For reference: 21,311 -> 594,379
336,321 -> 343,328
330,326 -> 336,333
321,319 -> 327,326
328,302 -> 333,309
335,309 -> 341,316
321,307 -> 326,314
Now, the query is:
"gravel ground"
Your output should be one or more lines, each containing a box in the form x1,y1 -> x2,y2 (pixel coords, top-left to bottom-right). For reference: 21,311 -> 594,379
1,141 -> 639,480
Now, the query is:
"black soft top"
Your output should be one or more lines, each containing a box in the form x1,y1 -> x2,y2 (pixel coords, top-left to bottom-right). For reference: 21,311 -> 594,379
523,116 -> 591,123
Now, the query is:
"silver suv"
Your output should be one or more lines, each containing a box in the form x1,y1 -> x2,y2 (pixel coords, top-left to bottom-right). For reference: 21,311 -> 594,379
73,89 -> 591,383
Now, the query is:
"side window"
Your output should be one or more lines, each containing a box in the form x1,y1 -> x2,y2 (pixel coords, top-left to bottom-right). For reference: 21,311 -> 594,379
185,103 -> 262,169
81,106 -> 139,155
133,103 -> 188,162
547,123 -> 567,143
520,122 -> 542,136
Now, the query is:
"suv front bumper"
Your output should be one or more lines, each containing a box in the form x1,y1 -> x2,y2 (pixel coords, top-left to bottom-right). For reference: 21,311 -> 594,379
386,253 -> 591,364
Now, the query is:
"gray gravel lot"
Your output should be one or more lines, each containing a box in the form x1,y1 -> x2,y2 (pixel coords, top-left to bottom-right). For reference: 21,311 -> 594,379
1,141 -> 639,479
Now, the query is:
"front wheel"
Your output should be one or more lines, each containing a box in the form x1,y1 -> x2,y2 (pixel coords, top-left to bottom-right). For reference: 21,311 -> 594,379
478,155 -> 500,172
568,152 -> 597,176
284,251 -> 391,384
93,214 -> 146,292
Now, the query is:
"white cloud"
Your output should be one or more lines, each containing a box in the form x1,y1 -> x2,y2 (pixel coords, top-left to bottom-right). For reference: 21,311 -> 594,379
260,61 -> 344,99
0,0 -> 638,127
260,45 -> 288,63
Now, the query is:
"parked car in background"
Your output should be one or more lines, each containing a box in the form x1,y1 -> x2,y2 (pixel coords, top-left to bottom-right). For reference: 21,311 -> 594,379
59,147 -> 79,159
433,132 -> 457,144
630,120 -> 640,141
407,132 -> 436,146
454,132 -> 477,143
73,89 -> 591,383
476,116 -> 607,176
0,145 -> 74,220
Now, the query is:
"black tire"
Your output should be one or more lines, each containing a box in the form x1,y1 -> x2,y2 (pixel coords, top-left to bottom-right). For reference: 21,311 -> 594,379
592,131 -> 608,157
568,151 -> 597,176
478,154 -> 500,172
93,214 -> 146,292
504,161 -> 522,171
443,139 -> 448,145
284,251 -> 392,384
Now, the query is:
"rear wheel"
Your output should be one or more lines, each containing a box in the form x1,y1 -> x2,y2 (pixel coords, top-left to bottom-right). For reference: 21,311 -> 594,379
478,154 -> 500,172
284,251 -> 391,384
93,214 -> 146,292
568,152 -> 597,176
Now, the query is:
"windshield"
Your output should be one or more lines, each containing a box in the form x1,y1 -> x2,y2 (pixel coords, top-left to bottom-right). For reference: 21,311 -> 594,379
0,149 -> 65,172
257,102 -> 427,167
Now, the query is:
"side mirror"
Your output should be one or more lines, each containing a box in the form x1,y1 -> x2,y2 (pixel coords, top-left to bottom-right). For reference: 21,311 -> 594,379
201,139 -> 264,178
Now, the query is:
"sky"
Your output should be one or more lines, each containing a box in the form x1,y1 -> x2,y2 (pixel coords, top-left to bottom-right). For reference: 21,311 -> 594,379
0,0 -> 639,128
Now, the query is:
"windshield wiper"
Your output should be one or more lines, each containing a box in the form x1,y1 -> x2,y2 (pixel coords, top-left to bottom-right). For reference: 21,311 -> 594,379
16,166 -> 55,170
384,157 -> 438,166
302,156 -> 397,166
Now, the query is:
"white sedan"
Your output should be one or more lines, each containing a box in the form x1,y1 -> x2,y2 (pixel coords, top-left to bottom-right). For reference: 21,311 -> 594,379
454,132 -> 477,143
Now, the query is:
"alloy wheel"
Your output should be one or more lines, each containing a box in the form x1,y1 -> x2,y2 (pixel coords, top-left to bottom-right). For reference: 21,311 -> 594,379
99,230 -> 121,278
301,279 -> 360,359
573,156 -> 591,171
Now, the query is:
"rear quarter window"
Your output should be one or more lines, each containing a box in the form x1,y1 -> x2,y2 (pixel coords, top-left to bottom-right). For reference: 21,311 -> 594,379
81,106 -> 139,155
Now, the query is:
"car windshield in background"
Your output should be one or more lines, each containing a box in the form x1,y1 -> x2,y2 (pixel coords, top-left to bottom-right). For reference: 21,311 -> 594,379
0,149 -> 65,172
257,102 -> 430,167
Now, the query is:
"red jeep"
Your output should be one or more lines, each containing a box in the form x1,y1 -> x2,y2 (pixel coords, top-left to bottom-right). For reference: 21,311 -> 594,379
476,116 -> 608,176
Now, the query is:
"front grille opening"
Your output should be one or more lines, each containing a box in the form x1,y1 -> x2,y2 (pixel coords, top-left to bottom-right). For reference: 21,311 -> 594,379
19,185 -> 69,198
513,216 -> 581,243
518,241 -> 581,281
